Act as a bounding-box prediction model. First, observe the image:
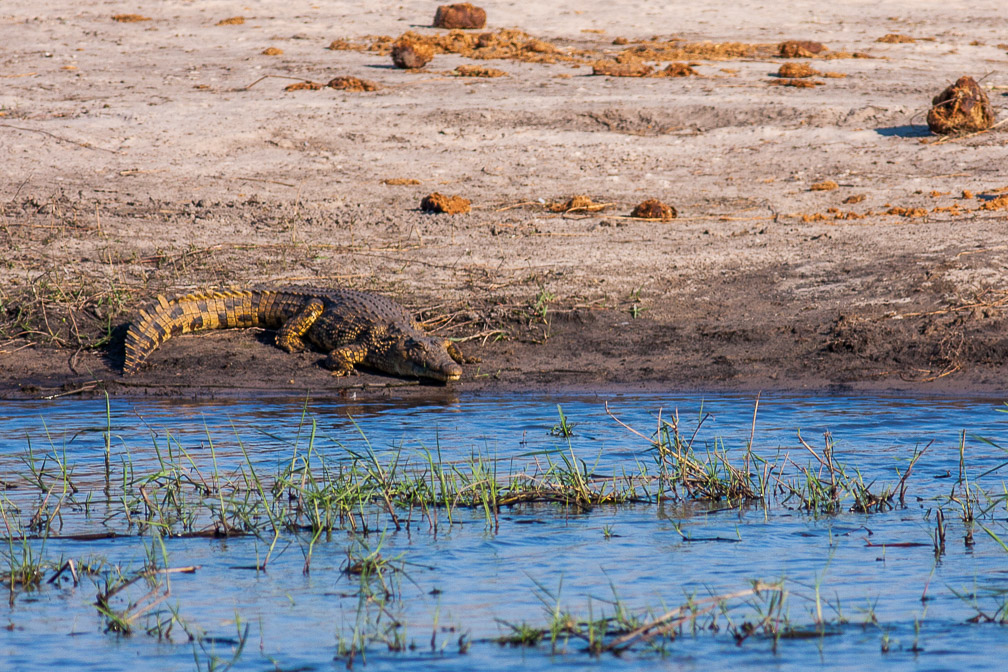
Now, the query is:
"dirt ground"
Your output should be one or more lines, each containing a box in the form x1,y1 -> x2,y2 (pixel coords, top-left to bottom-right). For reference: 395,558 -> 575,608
1,1 -> 1007,400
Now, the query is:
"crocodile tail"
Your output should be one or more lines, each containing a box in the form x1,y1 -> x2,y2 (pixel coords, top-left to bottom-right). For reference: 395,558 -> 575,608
123,289 -> 284,374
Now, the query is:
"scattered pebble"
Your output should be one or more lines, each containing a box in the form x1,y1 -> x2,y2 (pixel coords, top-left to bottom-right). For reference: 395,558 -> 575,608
261,47 -> 283,56
216,16 -> 245,26
810,180 -> 838,191
112,14 -> 150,23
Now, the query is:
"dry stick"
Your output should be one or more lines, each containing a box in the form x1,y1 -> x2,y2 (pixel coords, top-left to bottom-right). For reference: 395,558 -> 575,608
930,116 -> 1008,145
242,74 -> 323,90
605,583 -> 781,652
0,123 -> 116,153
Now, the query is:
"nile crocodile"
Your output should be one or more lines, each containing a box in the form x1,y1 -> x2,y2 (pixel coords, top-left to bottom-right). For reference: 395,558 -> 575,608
123,289 -> 466,382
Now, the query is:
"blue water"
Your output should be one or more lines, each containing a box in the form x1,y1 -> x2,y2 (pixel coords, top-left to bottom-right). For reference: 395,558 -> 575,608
2,392 -> 1008,671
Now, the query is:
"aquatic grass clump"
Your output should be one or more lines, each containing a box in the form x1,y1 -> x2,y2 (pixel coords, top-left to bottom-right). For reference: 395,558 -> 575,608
496,579 -> 789,655
607,401 -> 760,504
0,397 -> 949,549
774,431 -> 929,514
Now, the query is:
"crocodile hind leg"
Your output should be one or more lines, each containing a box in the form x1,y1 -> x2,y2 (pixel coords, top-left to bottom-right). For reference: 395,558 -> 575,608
275,299 -> 324,352
322,344 -> 368,376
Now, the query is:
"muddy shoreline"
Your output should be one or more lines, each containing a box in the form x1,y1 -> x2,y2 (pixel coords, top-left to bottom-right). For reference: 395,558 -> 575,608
1,2 -> 1007,400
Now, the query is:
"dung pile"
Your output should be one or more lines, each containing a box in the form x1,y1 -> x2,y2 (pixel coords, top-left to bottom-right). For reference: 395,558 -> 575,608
433,3 -> 486,30
547,195 -> 608,213
391,36 -> 435,68
777,62 -> 818,78
421,193 -> 471,214
630,199 -> 677,220
454,64 -> 507,77
778,40 -> 828,57
927,76 -> 993,135
327,76 -> 379,91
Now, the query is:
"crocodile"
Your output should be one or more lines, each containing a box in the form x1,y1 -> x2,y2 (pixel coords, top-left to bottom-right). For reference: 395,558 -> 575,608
123,289 -> 466,382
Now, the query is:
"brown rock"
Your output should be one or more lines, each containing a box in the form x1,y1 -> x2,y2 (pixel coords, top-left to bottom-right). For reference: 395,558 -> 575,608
261,47 -> 283,56
777,62 -> 818,78
112,14 -> 151,22
810,180 -> 838,191
433,3 -> 487,30
216,16 -> 245,26
630,199 -> 677,221
778,40 -> 828,58
927,76 -> 993,135
327,76 -> 379,92
391,38 -> 434,69
421,192 -> 471,214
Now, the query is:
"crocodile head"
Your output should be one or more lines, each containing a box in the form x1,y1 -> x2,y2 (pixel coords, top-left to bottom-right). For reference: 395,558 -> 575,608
385,335 -> 463,382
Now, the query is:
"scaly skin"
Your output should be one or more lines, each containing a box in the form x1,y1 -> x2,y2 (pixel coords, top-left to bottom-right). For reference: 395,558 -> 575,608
123,289 -> 466,382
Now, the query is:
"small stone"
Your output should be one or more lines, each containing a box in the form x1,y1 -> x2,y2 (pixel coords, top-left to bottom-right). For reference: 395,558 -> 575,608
216,16 -> 245,26
433,3 -> 487,30
421,192 -> 471,214
261,47 -> 283,56
630,199 -> 676,221
927,76 -> 993,135
810,180 -> 838,191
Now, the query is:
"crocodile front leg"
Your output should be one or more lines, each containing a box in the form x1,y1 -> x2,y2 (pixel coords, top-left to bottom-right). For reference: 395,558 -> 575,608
445,340 -> 480,364
275,299 -> 324,352
322,343 -> 368,376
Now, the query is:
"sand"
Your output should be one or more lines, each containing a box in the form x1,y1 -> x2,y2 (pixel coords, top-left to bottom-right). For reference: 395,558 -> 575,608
1,1 -> 1007,399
